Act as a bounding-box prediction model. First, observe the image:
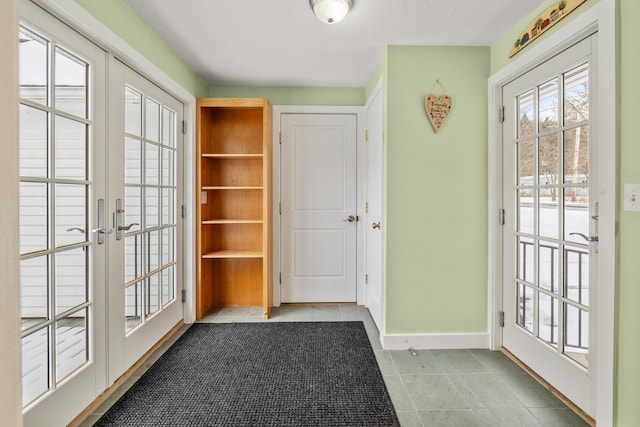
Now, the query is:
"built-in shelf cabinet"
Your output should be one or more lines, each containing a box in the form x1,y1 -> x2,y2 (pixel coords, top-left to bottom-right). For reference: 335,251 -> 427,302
196,98 -> 272,319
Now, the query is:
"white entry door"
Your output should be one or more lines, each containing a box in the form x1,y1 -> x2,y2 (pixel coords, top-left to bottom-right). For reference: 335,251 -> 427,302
281,114 -> 357,303
107,58 -> 184,382
365,87 -> 384,332
502,35 -> 597,415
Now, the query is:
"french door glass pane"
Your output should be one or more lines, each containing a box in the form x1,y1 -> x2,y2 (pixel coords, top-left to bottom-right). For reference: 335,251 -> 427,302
125,186 -> 142,228
564,187 -> 589,243
564,126 -> 589,183
54,47 -> 87,118
517,139 -> 534,185
161,107 -> 175,147
145,142 -> 159,185
55,248 -> 87,315
565,246 -> 589,306
146,273 -> 160,316
125,137 -> 142,184
517,283 -> 534,333
145,187 -> 159,227
162,265 -> 175,306
564,63 -> 589,125
125,234 -> 142,283
21,329 -> 50,406
55,183 -> 87,248
538,77 -> 559,131
145,99 -> 160,142
147,230 -> 160,273
19,104 -> 48,178
517,90 -> 534,138
55,309 -> 88,381
55,115 -> 87,180
125,281 -> 142,332
565,304 -> 589,367
538,292 -> 559,347
20,182 -> 48,254
517,237 -> 534,283
18,28 -> 48,105
125,87 -> 142,137
20,255 -> 49,330
538,241 -> 559,293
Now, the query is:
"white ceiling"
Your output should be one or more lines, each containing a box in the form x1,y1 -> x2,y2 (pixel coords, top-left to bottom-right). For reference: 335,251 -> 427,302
123,0 -> 544,88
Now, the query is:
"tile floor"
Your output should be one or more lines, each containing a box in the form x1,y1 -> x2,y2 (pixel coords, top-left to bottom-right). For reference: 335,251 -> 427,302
78,304 -> 590,427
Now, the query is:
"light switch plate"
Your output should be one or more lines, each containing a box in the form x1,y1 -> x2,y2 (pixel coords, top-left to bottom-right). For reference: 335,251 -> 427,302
623,184 -> 640,212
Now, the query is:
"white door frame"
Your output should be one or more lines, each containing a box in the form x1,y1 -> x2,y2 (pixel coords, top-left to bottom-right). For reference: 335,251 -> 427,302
487,1 -> 615,425
272,105 -> 365,306
34,0 -> 198,325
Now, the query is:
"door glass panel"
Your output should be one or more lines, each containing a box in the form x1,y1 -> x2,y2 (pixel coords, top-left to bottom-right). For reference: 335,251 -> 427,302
538,292 -> 558,347
161,107 -> 175,147
20,256 -> 49,330
145,187 -> 159,228
539,241 -> 559,293
565,304 -> 588,367
55,115 -> 87,180
55,308 -> 87,381
125,137 -> 142,184
147,230 -> 160,273
21,329 -> 50,406
20,182 -> 48,254
565,246 -> 589,306
19,28 -> 48,105
55,248 -> 87,315
125,87 -> 142,137
125,234 -> 142,283
517,283 -> 534,334
517,90 -> 534,138
125,281 -> 143,332
538,192 -> 558,240
538,77 -> 559,131
55,184 -> 86,248
162,265 -> 175,306
125,186 -> 142,229
564,63 -> 589,126
564,126 -> 589,184
517,139 -> 534,186
145,142 -> 159,185
145,99 -> 160,142
146,273 -> 160,316
517,237 -> 534,283
564,187 -> 589,243
19,104 -> 48,178
54,47 -> 87,118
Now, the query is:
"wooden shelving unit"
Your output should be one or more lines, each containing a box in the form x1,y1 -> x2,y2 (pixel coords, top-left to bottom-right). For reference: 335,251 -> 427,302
196,98 -> 272,319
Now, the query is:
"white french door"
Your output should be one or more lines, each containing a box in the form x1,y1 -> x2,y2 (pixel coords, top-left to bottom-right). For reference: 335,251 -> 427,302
19,2 -> 107,424
280,113 -> 357,303
18,2 -> 185,424
502,35 -> 597,414
107,58 -> 184,382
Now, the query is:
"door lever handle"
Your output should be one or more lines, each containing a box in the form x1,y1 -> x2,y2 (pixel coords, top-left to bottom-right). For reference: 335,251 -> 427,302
343,215 -> 356,222
372,222 -> 381,230
569,232 -> 598,242
118,223 -> 139,232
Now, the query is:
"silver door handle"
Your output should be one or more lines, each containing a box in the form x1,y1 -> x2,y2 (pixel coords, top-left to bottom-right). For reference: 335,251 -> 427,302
118,223 -> 139,231
92,227 -> 113,234
66,227 -> 85,234
343,215 -> 356,222
94,198 -> 111,244
569,232 -> 598,242
372,222 -> 381,230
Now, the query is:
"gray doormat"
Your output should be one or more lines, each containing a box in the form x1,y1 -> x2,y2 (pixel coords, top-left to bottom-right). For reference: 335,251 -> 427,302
95,322 -> 399,426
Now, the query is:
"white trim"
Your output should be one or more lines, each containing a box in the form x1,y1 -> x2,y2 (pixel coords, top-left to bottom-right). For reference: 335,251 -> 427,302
487,1 -> 615,425
272,105 -> 365,306
30,0 -> 198,325
382,333 -> 490,351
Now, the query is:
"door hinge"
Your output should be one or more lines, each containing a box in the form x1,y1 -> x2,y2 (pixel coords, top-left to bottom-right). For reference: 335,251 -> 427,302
181,205 -> 186,219
365,274 -> 369,285
182,120 -> 187,134
365,130 -> 369,141
279,272 -> 282,284
498,106 -> 505,123
499,208 -> 505,225
499,311 -> 505,327
365,202 -> 369,213
181,289 -> 186,303
279,132 -> 282,145
279,202 -> 282,215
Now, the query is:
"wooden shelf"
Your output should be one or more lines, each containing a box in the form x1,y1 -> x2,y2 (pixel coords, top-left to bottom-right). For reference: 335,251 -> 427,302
202,219 -> 263,225
202,186 -> 263,190
196,97 -> 272,320
202,153 -> 263,159
202,250 -> 263,259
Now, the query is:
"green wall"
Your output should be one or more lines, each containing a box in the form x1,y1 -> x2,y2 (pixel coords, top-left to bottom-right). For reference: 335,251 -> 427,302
615,1 -> 639,425
74,0 -> 208,97
384,46 -> 490,334
209,86 -> 364,106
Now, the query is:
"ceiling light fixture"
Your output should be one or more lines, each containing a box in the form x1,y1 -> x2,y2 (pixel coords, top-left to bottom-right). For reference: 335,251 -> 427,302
309,0 -> 352,24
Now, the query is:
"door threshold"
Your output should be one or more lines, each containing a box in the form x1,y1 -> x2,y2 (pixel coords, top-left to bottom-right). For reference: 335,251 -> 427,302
501,347 -> 595,427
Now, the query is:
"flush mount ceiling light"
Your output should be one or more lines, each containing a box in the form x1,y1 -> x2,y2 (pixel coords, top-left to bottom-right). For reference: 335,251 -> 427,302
309,0 -> 353,24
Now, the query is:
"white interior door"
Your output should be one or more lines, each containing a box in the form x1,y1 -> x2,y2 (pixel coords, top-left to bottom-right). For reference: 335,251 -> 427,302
502,35 -> 597,415
19,2 -> 107,424
107,58 -> 184,382
365,88 -> 384,332
280,113 -> 357,303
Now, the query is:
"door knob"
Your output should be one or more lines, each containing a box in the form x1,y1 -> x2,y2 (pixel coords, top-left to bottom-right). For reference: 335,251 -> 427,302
343,215 -> 356,222
118,223 -> 139,231
372,222 -> 381,230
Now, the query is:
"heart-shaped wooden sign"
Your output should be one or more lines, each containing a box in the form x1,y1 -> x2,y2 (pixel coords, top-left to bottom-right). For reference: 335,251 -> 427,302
424,94 -> 452,133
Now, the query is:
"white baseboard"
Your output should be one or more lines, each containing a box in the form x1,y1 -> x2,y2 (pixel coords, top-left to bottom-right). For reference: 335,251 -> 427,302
381,332 -> 490,350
